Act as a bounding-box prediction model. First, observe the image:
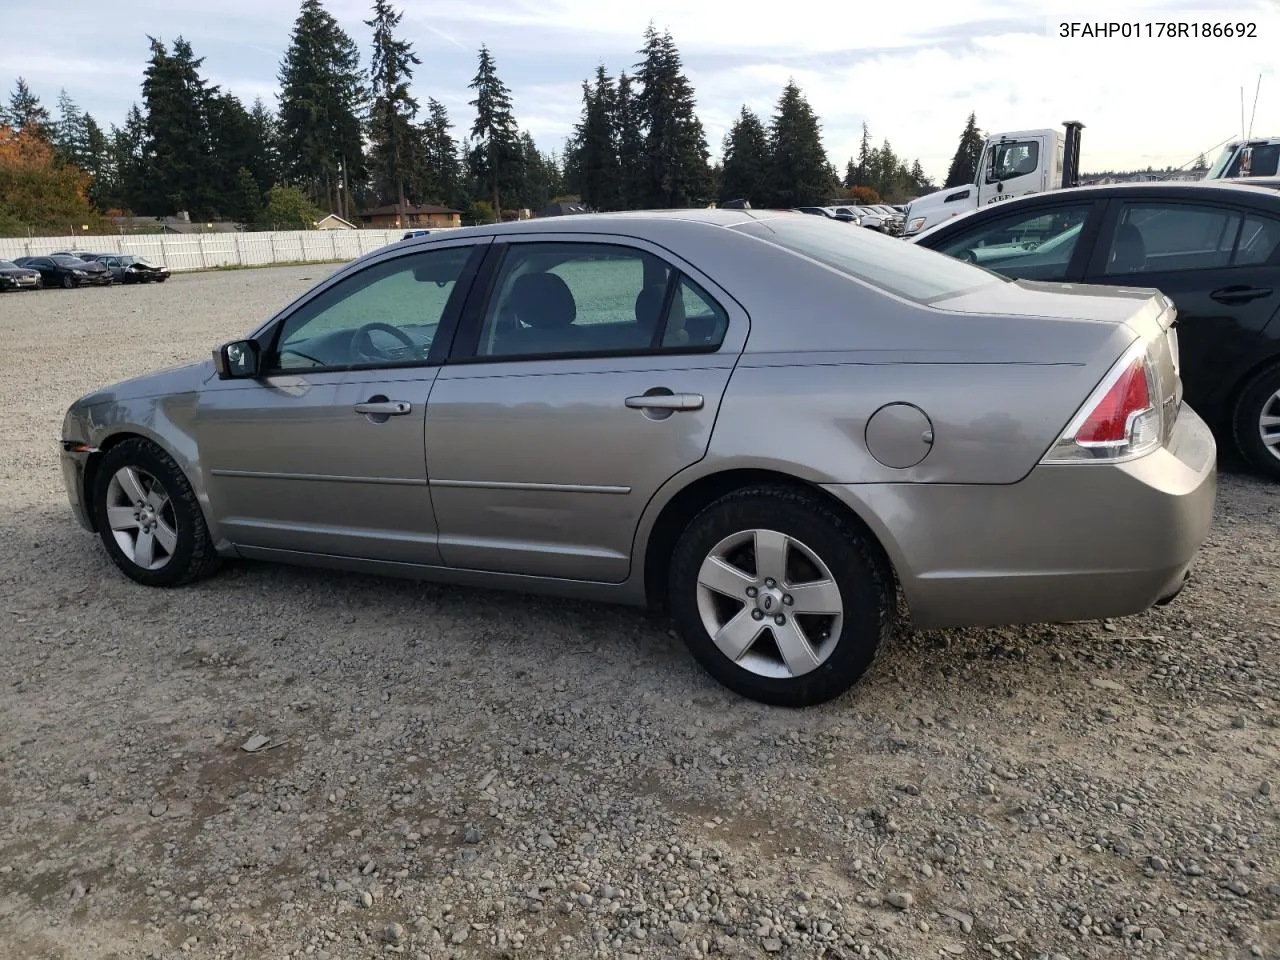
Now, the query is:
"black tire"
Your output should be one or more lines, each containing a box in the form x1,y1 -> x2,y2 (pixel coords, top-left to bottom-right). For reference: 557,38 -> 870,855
61,274 -> 74,289
91,438 -> 221,587
667,485 -> 896,708
1232,363 -> 1280,481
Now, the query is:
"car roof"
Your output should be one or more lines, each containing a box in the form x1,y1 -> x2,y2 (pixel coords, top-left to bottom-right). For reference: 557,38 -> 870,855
395,208 -> 794,248
913,180 -> 1280,240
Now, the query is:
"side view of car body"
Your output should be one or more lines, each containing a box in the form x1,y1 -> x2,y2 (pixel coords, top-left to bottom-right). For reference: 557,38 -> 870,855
58,210 -> 1216,707
75,253 -> 171,284
14,254 -> 112,288
911,181 -> 1280,479
0,259 -> 42,291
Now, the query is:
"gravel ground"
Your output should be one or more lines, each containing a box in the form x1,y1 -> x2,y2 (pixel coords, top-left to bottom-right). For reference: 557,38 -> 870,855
0,266 -> 1277,960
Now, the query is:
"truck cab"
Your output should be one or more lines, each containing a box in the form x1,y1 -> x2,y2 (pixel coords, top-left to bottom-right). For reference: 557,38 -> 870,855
1204,139 -> 1280,179
903,122 -> 1084,236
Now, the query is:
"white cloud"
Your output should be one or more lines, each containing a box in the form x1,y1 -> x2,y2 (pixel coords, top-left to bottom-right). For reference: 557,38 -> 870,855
3,0 -> 1278,181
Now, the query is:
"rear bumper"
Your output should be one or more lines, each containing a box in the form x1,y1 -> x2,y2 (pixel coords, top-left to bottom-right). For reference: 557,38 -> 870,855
823,403 -> 1218,630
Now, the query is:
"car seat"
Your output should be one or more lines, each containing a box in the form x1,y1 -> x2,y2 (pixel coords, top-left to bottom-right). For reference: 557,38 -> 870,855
503,273 -> 579,354
1109,223 -> 1146,273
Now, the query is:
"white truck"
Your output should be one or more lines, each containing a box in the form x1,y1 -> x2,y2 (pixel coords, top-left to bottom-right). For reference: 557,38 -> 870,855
902,122 -> 1085,236
1204,138 -> 1280,179
902,122 -> 1280,237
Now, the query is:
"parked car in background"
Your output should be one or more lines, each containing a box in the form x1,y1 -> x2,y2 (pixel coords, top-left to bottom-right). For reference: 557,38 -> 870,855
76,253 -> 170,284
402,230 -> 432,240
793,206 -> 835,219
0,259 -> 42,291
59,210 -> 1214,708
911,180 -> 1280,479
13,255 -> 112,289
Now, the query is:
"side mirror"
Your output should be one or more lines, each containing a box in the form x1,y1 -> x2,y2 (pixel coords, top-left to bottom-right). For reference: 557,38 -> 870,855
213,339 -> 261,379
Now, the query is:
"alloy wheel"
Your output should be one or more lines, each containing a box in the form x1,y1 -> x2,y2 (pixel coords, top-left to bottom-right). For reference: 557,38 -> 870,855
1259,386 -> 1280,462
695,528 -> 844,680
104,466 -> 179,570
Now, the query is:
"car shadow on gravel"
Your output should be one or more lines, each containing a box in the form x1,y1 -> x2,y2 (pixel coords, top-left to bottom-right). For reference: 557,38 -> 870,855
5,461 -> 1274,720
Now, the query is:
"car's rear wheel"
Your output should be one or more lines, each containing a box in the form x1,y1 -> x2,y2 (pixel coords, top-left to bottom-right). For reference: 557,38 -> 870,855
668,485 -> 895,707
1232,364 -> 1280,480
91,438 -> 221,587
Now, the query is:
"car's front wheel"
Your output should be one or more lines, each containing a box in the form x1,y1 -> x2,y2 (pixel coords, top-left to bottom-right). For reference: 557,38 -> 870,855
1233,363 -> 1280,480
91,438 -> 221,586
668,485 -> 895,707
61,274 -> 75,289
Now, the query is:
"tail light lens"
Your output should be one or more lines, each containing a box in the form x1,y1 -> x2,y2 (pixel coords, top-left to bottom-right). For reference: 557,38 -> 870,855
1042,338 -> 1164,463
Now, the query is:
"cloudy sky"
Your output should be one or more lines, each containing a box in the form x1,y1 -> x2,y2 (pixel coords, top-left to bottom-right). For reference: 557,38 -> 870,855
2,0 -> 1277,181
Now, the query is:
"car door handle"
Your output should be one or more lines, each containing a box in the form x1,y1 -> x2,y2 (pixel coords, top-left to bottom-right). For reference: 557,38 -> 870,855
625,393 -> 704,411
354,400 -> 411,416
1210,285 -> 1273,304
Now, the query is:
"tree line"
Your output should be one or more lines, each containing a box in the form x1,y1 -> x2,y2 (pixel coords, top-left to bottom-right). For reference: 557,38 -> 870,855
1,0 -> 992,235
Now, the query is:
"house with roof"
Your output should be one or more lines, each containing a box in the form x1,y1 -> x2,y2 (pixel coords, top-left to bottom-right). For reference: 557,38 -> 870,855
356,204 -> 462,229
315,213 -> 357,230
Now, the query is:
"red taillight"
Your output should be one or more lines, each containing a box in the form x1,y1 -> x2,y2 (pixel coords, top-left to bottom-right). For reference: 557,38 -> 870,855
1074,357 -> 1152,446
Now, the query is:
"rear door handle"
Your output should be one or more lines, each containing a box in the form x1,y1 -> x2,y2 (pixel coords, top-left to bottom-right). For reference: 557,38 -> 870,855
1210,285 -> 1273,304
625,393 -> 704,411
354,400 -> 411,416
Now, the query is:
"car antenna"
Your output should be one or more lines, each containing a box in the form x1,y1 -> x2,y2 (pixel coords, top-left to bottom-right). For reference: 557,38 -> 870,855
1247,74 -> 1262,139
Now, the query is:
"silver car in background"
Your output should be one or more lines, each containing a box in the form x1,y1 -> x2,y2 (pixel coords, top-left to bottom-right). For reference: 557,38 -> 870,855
59,210 -> 1216,707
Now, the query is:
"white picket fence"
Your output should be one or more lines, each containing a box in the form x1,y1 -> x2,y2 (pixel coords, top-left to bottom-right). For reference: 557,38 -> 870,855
0,228 -> 460,273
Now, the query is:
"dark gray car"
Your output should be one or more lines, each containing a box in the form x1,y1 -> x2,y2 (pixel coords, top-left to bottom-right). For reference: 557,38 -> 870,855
58,210 -> 1216,707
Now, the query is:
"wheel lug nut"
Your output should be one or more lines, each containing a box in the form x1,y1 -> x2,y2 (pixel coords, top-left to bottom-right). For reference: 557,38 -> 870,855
774,615 -> 786,626
746,586 -> 758,598
765,578 -> 776,588
751,609 -> 764,621
783,595 -> 793,605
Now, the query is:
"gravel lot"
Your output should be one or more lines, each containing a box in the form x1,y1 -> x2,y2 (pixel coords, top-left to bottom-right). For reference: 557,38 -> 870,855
0,266 -> 1277,960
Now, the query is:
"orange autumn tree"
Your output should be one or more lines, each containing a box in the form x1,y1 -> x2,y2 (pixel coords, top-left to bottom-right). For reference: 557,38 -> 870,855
0,124 -> 103,235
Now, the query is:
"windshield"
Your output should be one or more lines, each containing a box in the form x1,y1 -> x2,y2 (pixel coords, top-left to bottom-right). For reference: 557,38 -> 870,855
734,214 -> 1005,304
0,260 -> 16,269
1206,145 -> 1237,179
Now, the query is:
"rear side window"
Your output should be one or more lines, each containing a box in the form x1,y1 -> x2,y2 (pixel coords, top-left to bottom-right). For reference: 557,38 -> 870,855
1233,213 -> 1280,265
734,215 -> 1005,303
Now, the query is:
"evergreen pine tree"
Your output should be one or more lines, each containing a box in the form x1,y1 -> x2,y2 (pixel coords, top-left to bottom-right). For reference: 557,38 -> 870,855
634,25 -> 712,208
856,122 -> 871,186
140,37 -> 216,216
765,81 -> 829,207
8,78 -> 51,136
467,45 -> 521,215
418,98 -> 465,209
944,112 -> 983,187
843,157 -> 857,190
613,71 -> 645,208
567,66 -> 619,210
718,105 -> 769,204
278,0 -> 367,216
365,0 -> 420,216
53,90 -> 91,167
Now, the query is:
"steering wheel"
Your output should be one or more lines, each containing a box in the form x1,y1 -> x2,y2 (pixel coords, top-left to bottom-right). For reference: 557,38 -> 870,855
352,322 -> 418,363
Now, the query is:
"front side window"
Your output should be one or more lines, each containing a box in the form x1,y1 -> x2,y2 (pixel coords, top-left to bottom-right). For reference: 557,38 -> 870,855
986,140 -> 1040,182
475,242 -> 726,359
268,245 -> 474,371
735,215 -> 1005,303
936,204 -> 1092,280
1102,203 -> 1241,275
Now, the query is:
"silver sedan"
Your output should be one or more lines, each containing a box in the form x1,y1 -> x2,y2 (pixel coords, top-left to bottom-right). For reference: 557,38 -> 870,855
59,210 -> 1217,707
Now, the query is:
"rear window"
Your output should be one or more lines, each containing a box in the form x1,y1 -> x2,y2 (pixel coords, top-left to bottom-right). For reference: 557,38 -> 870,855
733,214 -> 1006,303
